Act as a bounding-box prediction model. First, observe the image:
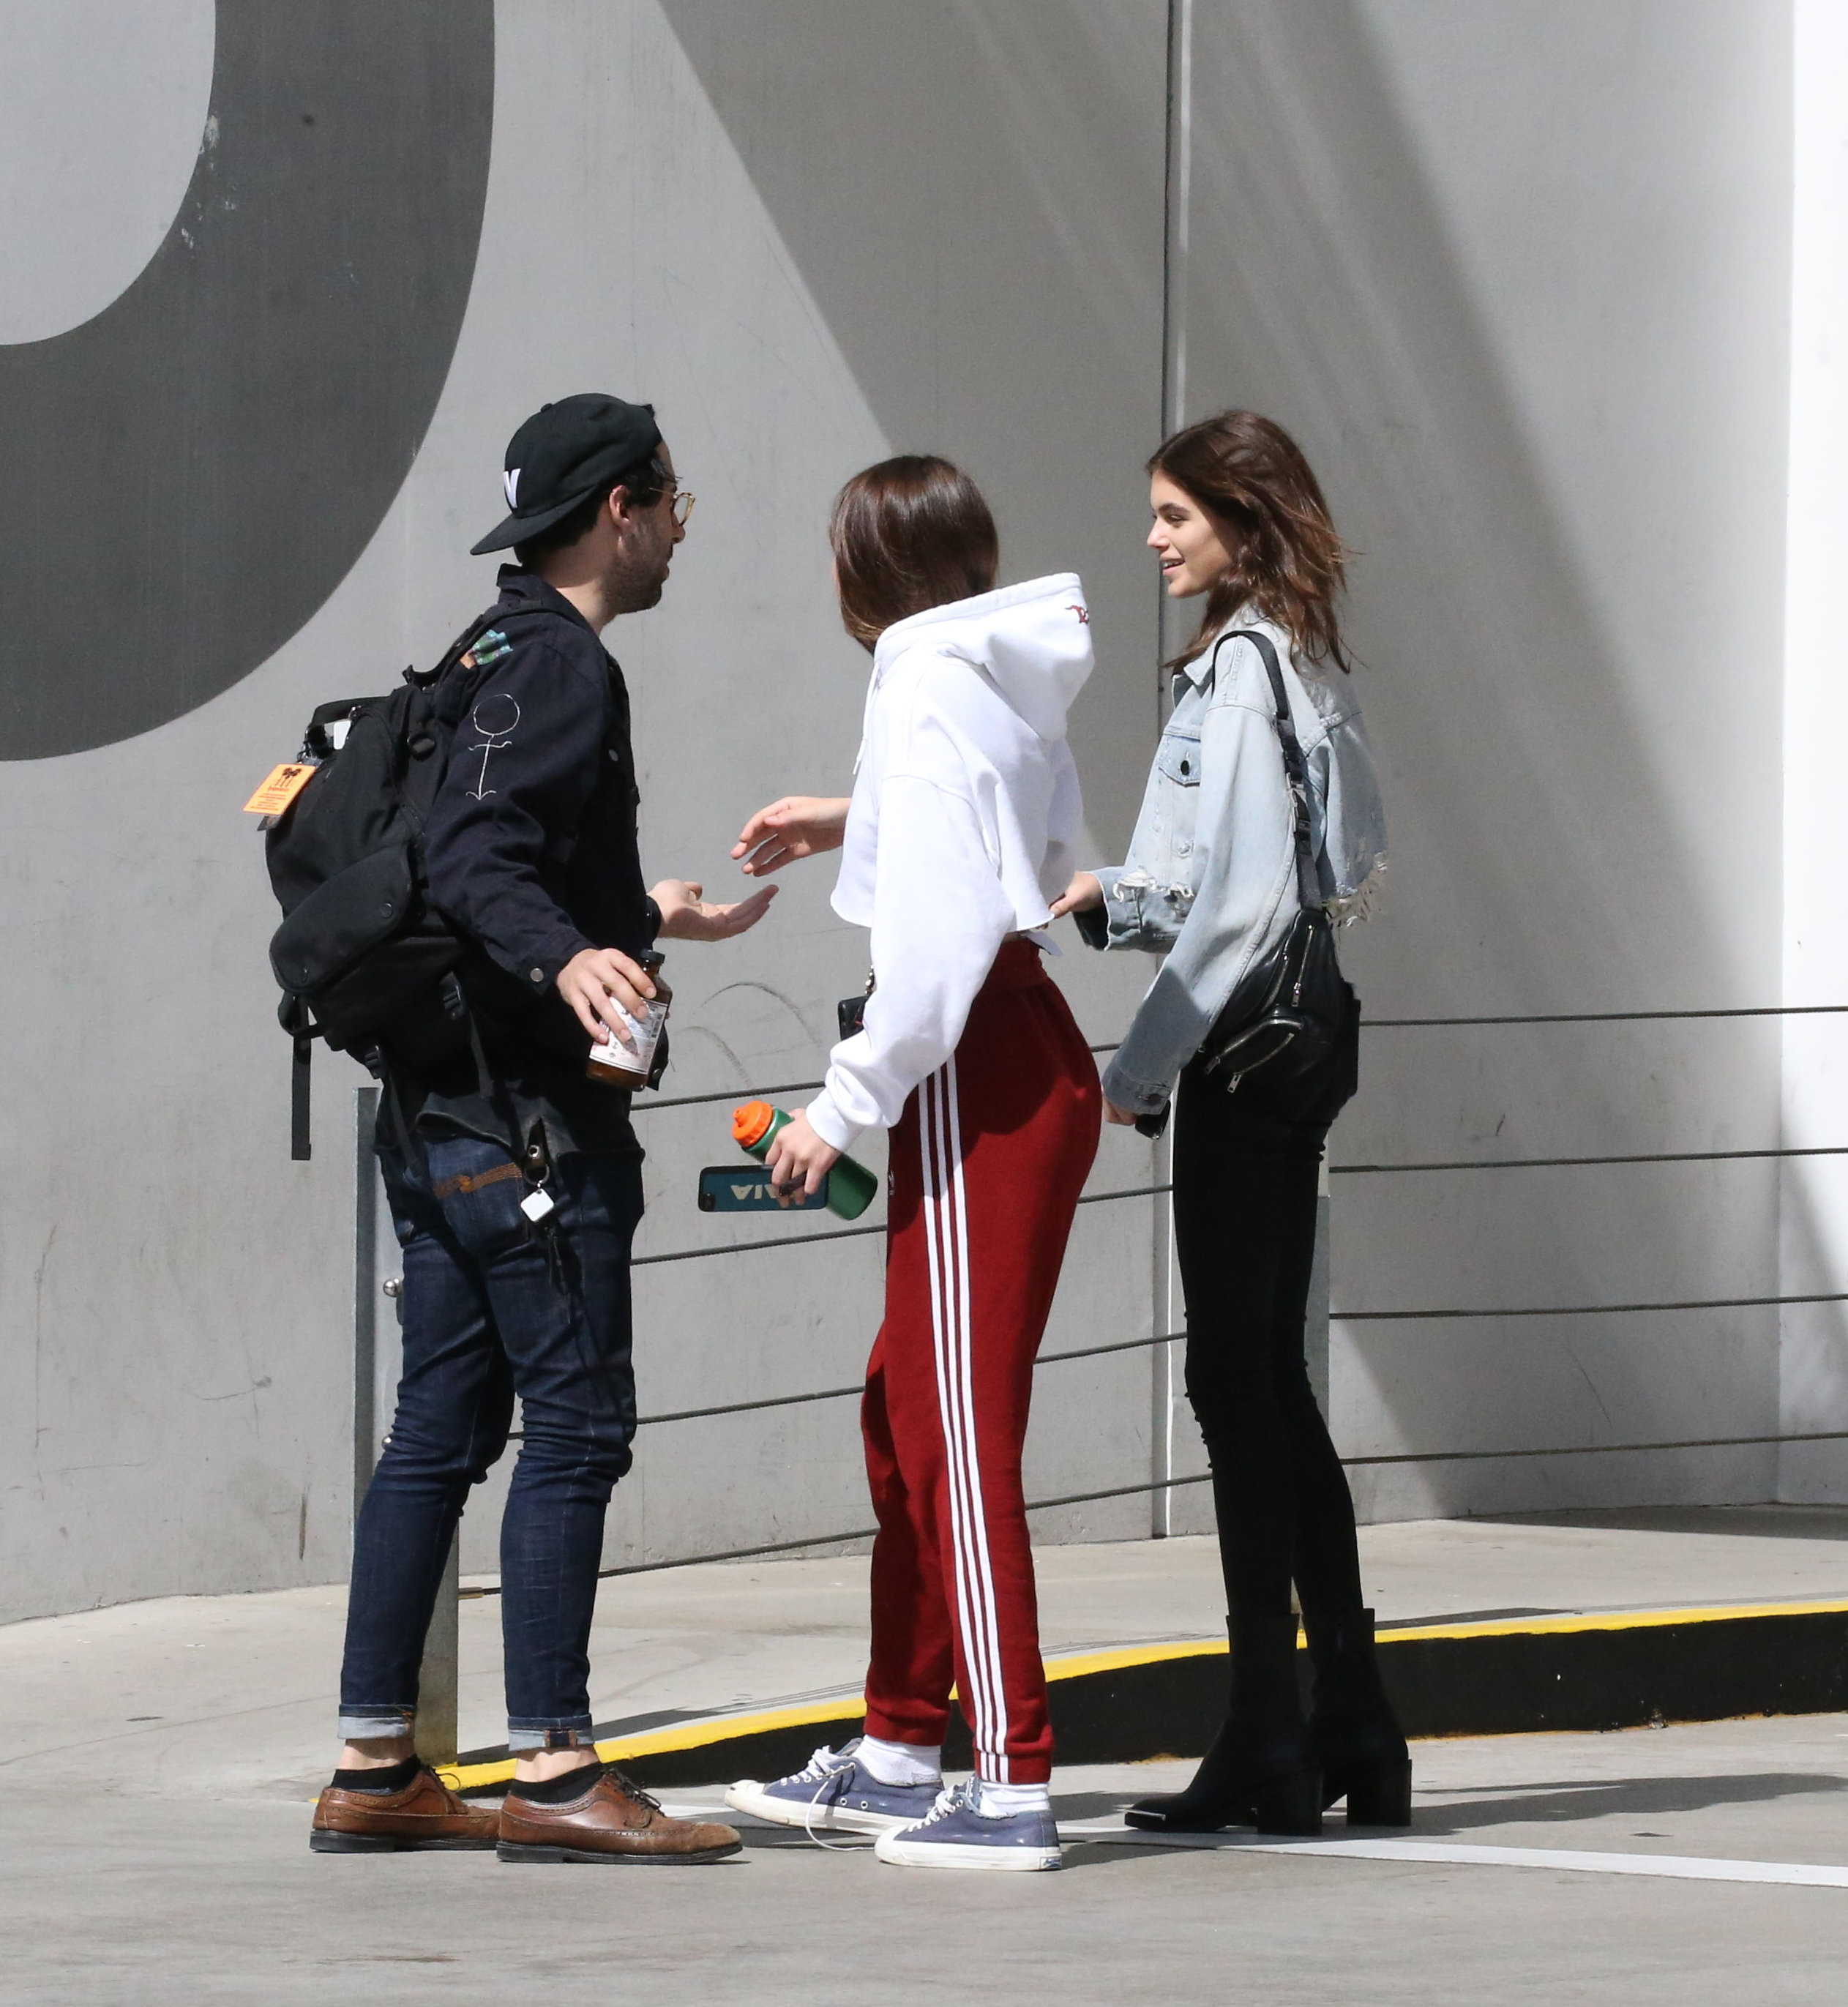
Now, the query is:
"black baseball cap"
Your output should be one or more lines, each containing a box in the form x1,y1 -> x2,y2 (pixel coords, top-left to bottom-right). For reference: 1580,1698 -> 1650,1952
469,393 -> 663,555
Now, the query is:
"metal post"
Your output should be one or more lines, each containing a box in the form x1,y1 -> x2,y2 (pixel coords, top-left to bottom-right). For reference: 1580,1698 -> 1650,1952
1151,1153 -> 1177,1537
1161,0 -> 1194,444
353,1086 -> 381,1522
1150,0 -> 1194,1536
355,1086 -> 461,1763
415,1536 -> 460,1767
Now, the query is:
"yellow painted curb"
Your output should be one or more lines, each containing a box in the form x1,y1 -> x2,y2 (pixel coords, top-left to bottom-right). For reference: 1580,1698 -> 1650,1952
441,1693 -> 872,1794
1379,1596 -> 1848,1645
434,1598 -> 1848,1794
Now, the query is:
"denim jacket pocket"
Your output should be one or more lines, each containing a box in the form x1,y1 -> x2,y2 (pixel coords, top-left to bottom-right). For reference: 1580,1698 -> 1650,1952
1152,728 -> 1202,879
1154,730 -> 1201,788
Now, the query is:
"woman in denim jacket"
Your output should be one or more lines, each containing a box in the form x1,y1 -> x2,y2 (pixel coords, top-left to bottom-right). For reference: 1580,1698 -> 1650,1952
1055,411 -> 1405,1836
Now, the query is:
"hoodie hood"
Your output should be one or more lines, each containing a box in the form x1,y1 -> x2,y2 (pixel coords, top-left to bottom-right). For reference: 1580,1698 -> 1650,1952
873,572 -> 1093,743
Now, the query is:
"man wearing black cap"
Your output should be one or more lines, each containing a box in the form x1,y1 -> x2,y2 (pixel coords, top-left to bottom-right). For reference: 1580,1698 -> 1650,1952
312,396 -> 768,1866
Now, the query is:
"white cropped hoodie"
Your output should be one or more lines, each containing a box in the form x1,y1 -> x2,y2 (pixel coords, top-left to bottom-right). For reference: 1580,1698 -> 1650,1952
804,574 -> 1094,1154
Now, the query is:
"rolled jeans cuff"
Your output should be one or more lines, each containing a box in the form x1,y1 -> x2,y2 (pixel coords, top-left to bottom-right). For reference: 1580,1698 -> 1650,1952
507,1721 -> 598,1752
339,1706 -> 416,1741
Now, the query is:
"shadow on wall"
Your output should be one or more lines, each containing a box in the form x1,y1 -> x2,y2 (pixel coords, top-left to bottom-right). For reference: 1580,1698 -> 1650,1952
1184,0 -> 1785,1018
656,0 -> 1170,851
657,0 -> 1793,1505
1176,1 -> 1790,1503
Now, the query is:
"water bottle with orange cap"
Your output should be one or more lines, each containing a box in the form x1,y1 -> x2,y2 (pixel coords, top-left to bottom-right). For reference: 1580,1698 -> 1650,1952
732,1102 -> 880,1220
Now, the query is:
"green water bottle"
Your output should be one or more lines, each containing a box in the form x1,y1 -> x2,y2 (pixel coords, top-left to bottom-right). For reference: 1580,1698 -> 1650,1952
731,1100 -> 880,1221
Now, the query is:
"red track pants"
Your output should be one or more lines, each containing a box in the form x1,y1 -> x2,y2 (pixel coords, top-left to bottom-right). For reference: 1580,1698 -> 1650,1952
860,941 -> 1101,1783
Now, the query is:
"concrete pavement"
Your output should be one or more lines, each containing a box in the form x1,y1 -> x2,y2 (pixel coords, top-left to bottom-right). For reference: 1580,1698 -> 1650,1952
5,1509 -> 1848,2002
4,1723 -> 1847,2004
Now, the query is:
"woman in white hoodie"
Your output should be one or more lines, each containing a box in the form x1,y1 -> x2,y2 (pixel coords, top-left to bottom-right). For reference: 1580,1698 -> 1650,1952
722,457 -> 1101,1872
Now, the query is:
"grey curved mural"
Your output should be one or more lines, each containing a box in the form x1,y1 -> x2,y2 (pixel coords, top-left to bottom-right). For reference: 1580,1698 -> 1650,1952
0,2 -> 495,760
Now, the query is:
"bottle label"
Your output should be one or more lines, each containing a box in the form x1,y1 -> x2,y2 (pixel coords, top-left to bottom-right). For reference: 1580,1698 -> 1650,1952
588,997 -> 667,1081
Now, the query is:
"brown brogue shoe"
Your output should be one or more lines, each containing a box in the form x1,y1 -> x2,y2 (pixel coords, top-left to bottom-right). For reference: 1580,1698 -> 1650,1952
498,1766 -> 741,1864
310,1763 -> 500,1853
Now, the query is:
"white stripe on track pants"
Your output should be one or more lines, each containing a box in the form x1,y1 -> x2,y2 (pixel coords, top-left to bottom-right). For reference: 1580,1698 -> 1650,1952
860,941 -> 1101,1784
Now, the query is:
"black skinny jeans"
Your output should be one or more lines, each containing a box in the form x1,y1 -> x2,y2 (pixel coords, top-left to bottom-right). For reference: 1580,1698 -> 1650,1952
1172,998 -> 1364,1625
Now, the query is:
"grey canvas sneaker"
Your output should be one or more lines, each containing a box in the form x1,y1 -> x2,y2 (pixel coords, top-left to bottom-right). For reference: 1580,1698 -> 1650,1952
726,1741 -> 942,1836
873,1780 -> 1063,1872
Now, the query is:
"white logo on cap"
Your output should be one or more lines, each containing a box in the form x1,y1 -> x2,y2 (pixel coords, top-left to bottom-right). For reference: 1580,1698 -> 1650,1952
504,468 -> 520,509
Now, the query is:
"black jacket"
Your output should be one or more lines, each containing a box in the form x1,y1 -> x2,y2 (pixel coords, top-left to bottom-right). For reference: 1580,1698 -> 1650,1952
410,567 -> 656,1151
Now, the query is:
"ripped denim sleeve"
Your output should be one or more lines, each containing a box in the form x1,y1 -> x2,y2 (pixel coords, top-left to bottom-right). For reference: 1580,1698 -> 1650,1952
1079,864 -> 1194,953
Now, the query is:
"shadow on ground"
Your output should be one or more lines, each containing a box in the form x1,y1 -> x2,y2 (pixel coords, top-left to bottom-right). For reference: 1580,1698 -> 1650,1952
1409,1768 -> 1848,1835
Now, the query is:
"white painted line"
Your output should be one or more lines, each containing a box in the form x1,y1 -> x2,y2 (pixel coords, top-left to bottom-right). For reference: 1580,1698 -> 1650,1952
1056,1821 -> 1848,1888
678,1805 -> 1848,1887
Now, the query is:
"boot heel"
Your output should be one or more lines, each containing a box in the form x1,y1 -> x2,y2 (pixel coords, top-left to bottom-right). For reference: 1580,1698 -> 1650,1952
1247,1766 -> 1324,1837
1339,1758 -> 1413,1827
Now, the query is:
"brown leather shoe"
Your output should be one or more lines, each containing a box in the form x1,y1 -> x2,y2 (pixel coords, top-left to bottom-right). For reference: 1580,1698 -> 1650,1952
310,1764 -> 500,1853
498,1766 -> 741,1864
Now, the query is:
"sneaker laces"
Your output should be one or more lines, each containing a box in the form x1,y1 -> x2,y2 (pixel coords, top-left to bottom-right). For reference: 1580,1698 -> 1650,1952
912,1779 -> 980,1828
788,1743 -> 863,1853
787,1742 -> 856,1788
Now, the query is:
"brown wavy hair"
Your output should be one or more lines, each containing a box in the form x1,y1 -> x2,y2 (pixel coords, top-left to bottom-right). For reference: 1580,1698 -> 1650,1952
1150,411 -> 1352,672
831,455 -> 999,651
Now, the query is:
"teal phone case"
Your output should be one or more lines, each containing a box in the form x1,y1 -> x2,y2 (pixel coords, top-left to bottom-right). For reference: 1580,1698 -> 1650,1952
697,1165 -> 831,1213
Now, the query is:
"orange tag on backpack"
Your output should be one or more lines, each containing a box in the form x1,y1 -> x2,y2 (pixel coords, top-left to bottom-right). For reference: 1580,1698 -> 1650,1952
244,763 -> 316,815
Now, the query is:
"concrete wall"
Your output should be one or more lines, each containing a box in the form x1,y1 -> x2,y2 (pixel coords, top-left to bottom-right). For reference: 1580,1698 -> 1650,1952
0,0 -> 1813,1622
1164,0 -> 1793,1525
0,0 -> 1164,1621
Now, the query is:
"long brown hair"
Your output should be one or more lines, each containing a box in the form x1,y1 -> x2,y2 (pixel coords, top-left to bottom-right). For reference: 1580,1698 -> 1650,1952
830,455 -> 999,650
1150,411 -> 1352,671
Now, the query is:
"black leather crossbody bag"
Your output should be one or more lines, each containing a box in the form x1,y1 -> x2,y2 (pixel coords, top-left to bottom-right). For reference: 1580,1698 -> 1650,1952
1194,628 -> 1353,1094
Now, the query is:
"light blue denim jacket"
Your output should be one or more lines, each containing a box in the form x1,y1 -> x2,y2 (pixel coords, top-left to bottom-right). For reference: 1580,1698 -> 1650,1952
1080,610 -> 1387,1114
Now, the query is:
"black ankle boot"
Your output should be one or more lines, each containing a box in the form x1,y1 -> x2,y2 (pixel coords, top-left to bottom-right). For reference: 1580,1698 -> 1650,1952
1125,1615 -> 1323,1836
1302,1607 -> 1412,1825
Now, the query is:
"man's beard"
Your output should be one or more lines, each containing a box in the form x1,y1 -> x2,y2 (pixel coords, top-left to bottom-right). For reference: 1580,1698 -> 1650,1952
609,531 -> 672,613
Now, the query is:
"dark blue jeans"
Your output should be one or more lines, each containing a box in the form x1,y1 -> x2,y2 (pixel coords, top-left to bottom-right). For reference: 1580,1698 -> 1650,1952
338,1135 -> 643,1749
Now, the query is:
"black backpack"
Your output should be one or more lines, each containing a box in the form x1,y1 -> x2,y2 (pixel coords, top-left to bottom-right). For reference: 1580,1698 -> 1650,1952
262,607 -> 543,1159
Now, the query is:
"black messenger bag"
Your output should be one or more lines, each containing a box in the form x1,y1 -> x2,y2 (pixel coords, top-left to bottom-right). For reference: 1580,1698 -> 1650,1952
1194,628 -> 1353,1094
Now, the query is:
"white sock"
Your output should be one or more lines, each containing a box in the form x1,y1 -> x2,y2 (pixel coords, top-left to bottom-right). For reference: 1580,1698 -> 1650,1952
856,1734 -> 941,1787
978,1779 -> 1052,1817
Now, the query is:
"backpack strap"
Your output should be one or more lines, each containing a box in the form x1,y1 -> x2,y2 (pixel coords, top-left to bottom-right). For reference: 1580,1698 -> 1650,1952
421,599 -> 555,720
279,993 -> 320,1162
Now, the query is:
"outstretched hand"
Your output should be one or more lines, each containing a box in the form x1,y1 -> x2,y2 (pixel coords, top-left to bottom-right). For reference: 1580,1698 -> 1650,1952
732,796 -> 851,877
651,878 -> 778,941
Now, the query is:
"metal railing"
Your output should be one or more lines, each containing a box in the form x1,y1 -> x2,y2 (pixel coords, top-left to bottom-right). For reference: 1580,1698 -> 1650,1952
401,999 -> 1848,1603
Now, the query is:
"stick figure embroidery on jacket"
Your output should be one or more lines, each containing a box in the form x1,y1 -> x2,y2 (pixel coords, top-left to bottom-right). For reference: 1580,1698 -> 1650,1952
466,692 -> 520,801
